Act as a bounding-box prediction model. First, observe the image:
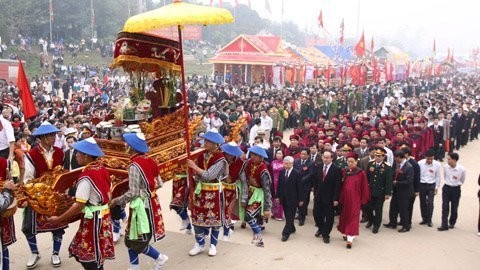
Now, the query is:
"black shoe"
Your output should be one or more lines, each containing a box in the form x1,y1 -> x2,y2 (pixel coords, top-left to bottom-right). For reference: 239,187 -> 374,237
346,242 -> 352,249
365,222 -> 373,229
437,226 -> 449,231
281,235 -> 289,242
315,230 -> 321,238
398,227 -> 410,233
299,220 -> 305,226
449,224 -> 455,229
396,222 -> 402,226
383,223 -> 397,229
323,237 -> 330,244
372,227 -> 379,234
360,217 -> 368,223
419,221 -> 428,225
427,222 -> 433,227
241,222 -> 246,229
291,229 -> 296,234
342,236 -> 347,241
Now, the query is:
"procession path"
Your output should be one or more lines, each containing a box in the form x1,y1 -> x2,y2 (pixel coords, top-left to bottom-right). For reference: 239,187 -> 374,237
9,129 -> 480,269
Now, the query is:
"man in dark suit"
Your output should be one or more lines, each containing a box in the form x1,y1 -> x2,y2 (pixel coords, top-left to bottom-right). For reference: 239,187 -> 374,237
430,118 -> 444,161
63,136 -> 81,171
354,138 -> 370,160
276,156 -> 303,242
365,147 -> 393,234
293,148 -> 314,226
266,136 -> 285,163
312,150 -> 342,243
401,145 -> 420,231
384,149 -> 414,233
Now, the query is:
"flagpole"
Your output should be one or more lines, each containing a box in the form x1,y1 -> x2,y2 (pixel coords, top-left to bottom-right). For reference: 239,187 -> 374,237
49,0 -> 53,42
356,0 -> 361,38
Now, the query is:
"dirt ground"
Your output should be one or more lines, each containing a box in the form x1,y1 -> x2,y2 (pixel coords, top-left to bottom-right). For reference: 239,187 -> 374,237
8,130 -> 480,269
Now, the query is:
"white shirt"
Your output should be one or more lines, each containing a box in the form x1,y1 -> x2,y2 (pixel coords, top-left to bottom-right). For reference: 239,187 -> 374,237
249,125 -> 259,145
260,115 -> 273,131
23,145 -> 55,183
418,159 -> 442,188
0,116 -> 14,151
443,164 -> 466,187
75,178 -> 102,205
384,147 -> 394,166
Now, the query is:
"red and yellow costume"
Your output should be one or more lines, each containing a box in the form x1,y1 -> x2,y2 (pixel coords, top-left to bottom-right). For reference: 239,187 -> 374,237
222,158 -> 246,225
69,162 -> 115,267
191,150 -> 226,227
0,158 -> 15,247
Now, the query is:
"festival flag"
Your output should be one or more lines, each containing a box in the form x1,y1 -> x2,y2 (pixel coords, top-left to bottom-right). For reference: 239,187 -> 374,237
370,36 -> 374,52
406,61 -> 411,79
433,39 -> 436,55
339,18 -> 345,44
447,48 -> 451,62
355,31 -> 366,57
451,49 -> 454,63
265,0 -> 271,14
318,9 -> 324,28
17,59 -> 38,119
389,63 -> 394,81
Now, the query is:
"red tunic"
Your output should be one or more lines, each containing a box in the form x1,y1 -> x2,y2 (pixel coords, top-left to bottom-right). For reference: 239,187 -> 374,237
337,168 -> 371,236
0,158 -> 15,247
69,162 -> 114,267
25,146 -> 67,233
126,155 -> 165,242
191,150 -> 226,227
244,159 -> 270,215
223,158 -> 245,225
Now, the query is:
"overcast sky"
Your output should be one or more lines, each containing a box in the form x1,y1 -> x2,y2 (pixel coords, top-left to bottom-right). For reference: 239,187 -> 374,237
169,0 -> 480,57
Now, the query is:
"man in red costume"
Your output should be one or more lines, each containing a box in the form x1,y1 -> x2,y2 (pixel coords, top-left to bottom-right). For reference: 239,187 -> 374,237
337,152 -> 371,249
186,130 -> 228,257
23,122 -> 66,268
220,142 -> 246,241
110,133 -> 168,270
48,138 -> 114,270
0,157 -> 16,269
242,145 -> 272,247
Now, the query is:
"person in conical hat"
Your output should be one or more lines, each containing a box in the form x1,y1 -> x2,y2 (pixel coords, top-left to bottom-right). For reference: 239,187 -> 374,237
23,121 -> 66,269
185,129 -> 228,257
48,137 -> 115,269
243,145 -> 272,247
110,133 -> 168,270
220,142 -> 245,241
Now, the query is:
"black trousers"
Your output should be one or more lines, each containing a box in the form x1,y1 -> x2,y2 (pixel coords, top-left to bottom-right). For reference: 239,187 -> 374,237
365,196 -> 385,228
408,195 -> 416,227
0,148 -> 9,159
441,185 -> 461,228
419,183 -> 436,223
297,190 -> 311,222
313,199 -> 334,238
282,204 -> 296,237
81,262 -> 103,270
389,192 -> 410,228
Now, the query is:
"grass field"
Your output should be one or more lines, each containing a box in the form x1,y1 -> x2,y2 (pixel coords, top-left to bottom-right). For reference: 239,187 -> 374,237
8,46 -> 214,79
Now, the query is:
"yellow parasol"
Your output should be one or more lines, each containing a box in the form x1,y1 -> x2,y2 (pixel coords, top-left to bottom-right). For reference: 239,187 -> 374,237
121,0 -> 234,158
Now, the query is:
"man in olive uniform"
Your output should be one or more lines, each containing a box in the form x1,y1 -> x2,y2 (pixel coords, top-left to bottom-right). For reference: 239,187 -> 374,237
365,147 -> 393,233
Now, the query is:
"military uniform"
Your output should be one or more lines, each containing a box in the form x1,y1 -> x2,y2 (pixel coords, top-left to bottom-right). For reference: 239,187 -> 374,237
365,160 -> 393,231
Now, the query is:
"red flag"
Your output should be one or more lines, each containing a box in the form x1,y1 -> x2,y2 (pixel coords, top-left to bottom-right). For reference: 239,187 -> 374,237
389,63 -> 394,81
49,0 -> 54,22
17,59 -> 38,119
265,0 -> 271,14
370,36 -> 374,52
433,39 -> 436,54
339,18 -> 345,44
406,61 -> 411,79
318,9 -> 324,28
355,31 -> 366,57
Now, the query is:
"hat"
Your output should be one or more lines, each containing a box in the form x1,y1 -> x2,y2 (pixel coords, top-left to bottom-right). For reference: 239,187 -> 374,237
340,143 -> 353,151
123,132 -> 149,153
221,142 -> 244,157
345,152 -> 359,160
200,130 -> 225,144
64,127 -> 77,136
248,145 -> 268,159
373,147 -> 387,156
323,138 -> 333,145
289,134 -> 300,141
33,121 -> 60,136
73,137 -> 104,157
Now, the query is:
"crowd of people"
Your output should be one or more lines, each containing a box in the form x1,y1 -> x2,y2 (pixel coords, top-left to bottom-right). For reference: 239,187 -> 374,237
0,68 -> 480,269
